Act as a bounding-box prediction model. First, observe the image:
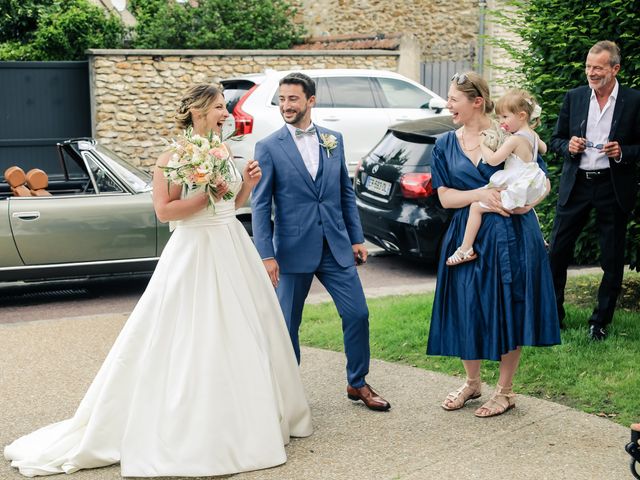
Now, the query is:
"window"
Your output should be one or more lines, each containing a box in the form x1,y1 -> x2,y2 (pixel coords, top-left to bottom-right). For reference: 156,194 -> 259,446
60,146 -> 87,181
223,80 -> 257,113
85,155 -> 124,194
377,78 -> 433,109
95,145 -> 151,193
325,77 -> 377,108
269,77 -> 332,107
368,131 -> 435,168
313,77 -> 333,107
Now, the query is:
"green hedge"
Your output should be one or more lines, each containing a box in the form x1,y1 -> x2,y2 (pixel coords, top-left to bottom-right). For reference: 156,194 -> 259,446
488,0 -> 640,270
129,0 -> 305,50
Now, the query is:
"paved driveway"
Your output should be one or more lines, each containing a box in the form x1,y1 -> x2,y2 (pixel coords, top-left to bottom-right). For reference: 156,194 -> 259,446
0,252 -> 437,324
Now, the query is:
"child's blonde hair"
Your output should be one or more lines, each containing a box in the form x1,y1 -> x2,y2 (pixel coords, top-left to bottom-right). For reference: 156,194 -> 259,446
495,88 -> 542,129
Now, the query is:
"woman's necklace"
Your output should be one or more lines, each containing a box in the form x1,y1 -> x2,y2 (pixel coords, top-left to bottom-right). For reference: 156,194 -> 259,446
460,127 -> 480,151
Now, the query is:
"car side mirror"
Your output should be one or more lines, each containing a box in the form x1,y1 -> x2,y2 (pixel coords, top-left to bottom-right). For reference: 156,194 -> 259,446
427,98 -> 447,114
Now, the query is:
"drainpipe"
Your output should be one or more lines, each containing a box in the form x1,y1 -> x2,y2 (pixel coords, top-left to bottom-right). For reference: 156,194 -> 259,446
478,0 -> 487,74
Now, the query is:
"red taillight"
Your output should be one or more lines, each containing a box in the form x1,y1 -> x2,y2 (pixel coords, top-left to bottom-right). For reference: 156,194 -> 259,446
232,85 -> 257,135
399,172 -> 434,199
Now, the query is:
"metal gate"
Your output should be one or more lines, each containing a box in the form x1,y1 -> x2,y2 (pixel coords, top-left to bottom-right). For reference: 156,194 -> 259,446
0,61 -> 91,174
420,45 -> 475,98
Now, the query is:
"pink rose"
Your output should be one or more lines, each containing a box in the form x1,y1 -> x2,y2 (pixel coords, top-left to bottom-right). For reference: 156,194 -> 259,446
209,146 -> 228,160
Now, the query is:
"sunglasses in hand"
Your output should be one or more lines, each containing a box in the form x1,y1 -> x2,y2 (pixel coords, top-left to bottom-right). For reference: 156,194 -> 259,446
585,140 -> 605,150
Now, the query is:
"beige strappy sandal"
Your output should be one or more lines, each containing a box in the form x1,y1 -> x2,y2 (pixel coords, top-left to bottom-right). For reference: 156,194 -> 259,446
474,384 -> 516,418
442,378 -> 482,411
446,246 -> 478,267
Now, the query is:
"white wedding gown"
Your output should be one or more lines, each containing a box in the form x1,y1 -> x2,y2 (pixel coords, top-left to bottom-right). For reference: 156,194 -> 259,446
4,171 -> 313,477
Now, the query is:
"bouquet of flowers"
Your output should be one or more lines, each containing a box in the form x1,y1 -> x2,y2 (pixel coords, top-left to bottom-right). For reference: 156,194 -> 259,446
160,127 -> 235,208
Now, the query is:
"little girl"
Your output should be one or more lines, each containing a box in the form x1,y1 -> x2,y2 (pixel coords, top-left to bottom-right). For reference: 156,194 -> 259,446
446,88 -> 549,266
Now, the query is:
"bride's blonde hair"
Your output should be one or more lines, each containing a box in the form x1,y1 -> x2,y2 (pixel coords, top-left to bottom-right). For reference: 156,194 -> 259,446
176,84 -> 222,129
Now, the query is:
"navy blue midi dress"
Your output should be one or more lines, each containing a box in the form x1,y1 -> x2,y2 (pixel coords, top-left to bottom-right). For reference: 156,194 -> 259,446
426,131 -> 561,361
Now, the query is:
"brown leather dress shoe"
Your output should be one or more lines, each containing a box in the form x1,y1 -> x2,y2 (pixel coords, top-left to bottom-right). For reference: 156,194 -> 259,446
347,384 -> 391,411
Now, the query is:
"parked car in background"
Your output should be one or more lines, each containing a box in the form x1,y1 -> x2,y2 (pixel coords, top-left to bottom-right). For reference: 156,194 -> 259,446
0,139 -> 251,282
354,116 -> 456,263
221,69 -> 448,176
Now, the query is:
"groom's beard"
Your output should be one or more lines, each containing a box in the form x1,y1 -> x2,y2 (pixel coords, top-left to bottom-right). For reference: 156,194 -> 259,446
281,105 -> 308,126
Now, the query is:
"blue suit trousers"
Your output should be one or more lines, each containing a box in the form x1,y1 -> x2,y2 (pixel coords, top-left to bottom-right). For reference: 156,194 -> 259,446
277,241 -> 370,388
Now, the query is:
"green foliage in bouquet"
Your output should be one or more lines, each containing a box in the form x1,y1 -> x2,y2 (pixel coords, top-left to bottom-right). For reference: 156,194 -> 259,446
487,0 -> 640,270
160,127 -> 236,210
129,0 -> 305,50
0,0 -> 126,61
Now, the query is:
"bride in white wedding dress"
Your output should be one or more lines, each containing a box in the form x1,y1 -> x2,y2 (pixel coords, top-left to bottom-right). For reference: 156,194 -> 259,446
4,84 -> 313,477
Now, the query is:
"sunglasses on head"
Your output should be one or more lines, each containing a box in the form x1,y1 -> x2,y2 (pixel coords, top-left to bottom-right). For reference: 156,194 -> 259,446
451,73 -> 482,97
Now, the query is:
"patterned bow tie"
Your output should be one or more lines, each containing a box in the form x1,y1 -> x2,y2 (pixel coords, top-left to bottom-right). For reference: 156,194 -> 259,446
295,126 -> 317,137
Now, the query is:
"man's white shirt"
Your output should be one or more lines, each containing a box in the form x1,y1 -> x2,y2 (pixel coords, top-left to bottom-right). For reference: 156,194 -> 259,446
286,123 -> 320,180
581,80 -> 619,170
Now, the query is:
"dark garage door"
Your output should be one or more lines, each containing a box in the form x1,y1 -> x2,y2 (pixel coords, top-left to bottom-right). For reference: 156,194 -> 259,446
0,61 -> 91,175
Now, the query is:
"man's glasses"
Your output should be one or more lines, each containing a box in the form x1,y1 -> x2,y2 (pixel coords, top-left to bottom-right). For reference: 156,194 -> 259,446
451,73 -> 482,97
579,120 -> 608,150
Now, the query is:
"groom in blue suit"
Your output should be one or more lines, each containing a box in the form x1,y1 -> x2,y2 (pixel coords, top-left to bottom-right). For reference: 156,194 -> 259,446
252,72 -> 390,411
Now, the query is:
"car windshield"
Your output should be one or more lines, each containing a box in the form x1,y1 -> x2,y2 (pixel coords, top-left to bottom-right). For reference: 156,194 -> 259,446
93,145 -> 152,192
368,130 -> 436,167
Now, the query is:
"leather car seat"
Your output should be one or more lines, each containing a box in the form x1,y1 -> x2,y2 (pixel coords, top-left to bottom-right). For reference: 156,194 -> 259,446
25,168 -> 52,196
4,166 -> 32,197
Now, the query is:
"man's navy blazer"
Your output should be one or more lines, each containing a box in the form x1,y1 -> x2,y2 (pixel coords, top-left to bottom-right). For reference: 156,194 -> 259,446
550,84 -> 640,213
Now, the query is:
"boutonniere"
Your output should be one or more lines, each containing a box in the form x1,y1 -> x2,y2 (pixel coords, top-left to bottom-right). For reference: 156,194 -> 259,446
319,133 -> 338,157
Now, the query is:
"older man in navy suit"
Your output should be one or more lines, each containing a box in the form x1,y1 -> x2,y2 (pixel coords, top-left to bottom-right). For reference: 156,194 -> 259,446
549,40 -> 640,340
252,72 -> 390,411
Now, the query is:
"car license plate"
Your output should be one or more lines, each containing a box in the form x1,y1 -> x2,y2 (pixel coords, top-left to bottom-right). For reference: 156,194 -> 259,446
365,176 -> 391,196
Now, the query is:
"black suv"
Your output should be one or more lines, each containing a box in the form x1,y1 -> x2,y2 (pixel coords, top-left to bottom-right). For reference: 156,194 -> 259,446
354,116 -> 455,263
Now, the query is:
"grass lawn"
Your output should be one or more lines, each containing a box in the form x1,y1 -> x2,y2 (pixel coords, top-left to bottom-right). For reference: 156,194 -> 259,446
300,270 -> 640,427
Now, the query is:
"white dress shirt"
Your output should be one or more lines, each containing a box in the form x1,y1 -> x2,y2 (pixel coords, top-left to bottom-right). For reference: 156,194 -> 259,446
580,80 -> 619,170
286,123 -> 320,180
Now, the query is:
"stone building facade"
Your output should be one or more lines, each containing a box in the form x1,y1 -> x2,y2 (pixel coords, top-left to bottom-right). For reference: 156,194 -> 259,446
290,0 -> 480,62
87,49 -> 399,166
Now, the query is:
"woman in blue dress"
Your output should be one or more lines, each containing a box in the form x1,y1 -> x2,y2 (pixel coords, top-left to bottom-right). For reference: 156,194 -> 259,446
426,72 -> 561,418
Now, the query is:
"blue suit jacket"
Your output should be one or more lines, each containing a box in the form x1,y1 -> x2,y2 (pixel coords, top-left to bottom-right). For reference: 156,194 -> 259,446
252,125 -> 365,273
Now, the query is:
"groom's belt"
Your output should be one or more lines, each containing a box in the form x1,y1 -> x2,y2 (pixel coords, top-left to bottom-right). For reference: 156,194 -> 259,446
577,168 -> 610,181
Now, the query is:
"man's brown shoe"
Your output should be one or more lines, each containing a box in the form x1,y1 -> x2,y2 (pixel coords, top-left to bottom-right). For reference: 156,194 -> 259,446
347,384 -> 391,411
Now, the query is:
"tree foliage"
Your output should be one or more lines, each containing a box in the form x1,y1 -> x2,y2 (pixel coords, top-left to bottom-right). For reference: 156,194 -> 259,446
488,0 -> 640,270
128,0 -> 305,49
0,0 -> 54,43
0,0 -> 126,61
0,0 -> 305,60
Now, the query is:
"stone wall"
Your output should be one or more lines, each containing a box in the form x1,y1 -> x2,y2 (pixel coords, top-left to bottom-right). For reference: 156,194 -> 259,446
87,49 -> 399,167
485,0 -> 525,96
290,0 -> 480,61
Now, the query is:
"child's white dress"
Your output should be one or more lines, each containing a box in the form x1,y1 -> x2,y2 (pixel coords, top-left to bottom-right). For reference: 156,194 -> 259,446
485,130 -> 547,210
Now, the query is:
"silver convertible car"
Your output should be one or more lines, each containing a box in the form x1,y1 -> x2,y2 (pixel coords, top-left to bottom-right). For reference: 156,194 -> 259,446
0,139 -> 252,283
